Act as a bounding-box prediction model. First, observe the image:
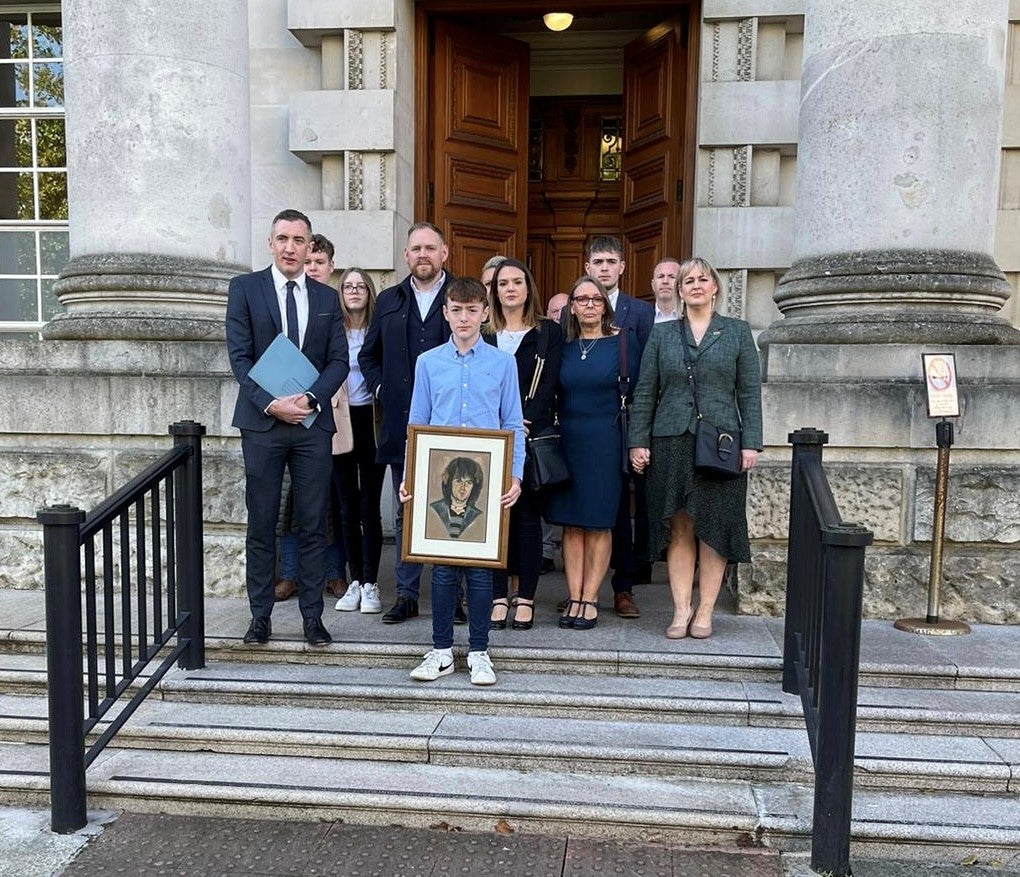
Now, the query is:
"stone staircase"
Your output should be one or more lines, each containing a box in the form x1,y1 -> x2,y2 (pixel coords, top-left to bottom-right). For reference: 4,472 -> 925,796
0,586 -> 1018,865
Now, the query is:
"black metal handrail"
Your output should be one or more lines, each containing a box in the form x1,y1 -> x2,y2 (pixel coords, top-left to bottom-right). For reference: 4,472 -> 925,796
782,427 -> 873,877
38,420 -> 206,833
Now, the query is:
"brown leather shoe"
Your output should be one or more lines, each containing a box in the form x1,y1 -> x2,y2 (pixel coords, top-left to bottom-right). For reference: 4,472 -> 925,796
614,591 -> 640,619
274,579 -> 297,601
325,578 -> 348,598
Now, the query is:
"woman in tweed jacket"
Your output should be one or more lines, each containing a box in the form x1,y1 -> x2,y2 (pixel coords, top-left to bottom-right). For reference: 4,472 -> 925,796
628,257 -> 763,640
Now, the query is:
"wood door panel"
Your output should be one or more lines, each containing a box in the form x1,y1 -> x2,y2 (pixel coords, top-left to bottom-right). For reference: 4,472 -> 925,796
446,156 -> 517,213
432,20 -> 529,274
622,19 -> 690,269
449,55 -> 521,150
623,154 -> 669,214
624,27 -> 676,150
448,221 -> 518,280
624,219 -> 668,299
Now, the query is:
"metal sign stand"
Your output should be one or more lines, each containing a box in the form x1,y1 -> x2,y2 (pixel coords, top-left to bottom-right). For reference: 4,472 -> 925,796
895,419 -> 970,636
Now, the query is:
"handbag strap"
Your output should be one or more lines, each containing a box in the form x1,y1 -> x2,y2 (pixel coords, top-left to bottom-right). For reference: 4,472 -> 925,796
678,317 -> 744,430
616,328 -> 630,411
524,323 -> 549,404
677,317 -> 703,421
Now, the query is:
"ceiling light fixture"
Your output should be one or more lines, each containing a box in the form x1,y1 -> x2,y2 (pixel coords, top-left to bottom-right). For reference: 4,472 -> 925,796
543,12 -> 574,32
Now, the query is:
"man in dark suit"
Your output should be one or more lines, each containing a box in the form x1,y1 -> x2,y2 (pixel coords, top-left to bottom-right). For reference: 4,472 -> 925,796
358,222 -> 454,623
583,234 -> 655,618
226,209 -> 349,646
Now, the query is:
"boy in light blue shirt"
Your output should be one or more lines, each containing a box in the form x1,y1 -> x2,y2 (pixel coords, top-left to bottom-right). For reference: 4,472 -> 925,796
399,277 -> 525,685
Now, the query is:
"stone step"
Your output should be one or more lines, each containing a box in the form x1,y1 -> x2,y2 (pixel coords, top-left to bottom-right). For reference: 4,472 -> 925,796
154,661 -> 1020,739
4,628 -> 1018,698
0,741 -> 1016,863
1,693 -> 1015,796
4,651 -> 1020,739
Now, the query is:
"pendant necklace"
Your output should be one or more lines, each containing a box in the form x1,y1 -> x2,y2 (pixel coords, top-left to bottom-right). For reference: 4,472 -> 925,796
579,336 -> 601,360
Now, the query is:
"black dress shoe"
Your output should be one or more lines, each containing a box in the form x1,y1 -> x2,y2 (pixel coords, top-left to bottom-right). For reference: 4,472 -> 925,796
453,601 -> 468,625
303,616 -> 332,646
540,557 -> 556,574
243,615 -> 271,644
382,595 -> 419,624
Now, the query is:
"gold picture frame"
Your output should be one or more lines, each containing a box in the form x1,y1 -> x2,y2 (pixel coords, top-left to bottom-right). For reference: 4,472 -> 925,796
401,424 -> 513,568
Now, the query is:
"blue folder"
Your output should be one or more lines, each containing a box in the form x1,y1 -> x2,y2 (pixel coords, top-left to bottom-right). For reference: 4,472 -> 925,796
248,333 -> 320,428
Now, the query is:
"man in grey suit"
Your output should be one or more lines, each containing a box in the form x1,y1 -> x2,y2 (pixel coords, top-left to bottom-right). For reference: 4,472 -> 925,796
583,235 -> 655,617
226,209 -> 349,646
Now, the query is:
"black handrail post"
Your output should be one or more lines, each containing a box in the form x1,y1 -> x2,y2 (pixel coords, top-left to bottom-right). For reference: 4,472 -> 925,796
783,428 -> 828,695
37,503 -> 88,834
811,523 -> 872,877
171,420 -> 206,670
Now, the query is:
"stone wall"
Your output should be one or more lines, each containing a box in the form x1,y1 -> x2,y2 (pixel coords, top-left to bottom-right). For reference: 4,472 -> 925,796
2,337 -> 1016,623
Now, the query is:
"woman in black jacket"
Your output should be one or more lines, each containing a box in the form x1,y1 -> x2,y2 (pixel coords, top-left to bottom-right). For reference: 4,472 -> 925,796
484,258 -> 563,630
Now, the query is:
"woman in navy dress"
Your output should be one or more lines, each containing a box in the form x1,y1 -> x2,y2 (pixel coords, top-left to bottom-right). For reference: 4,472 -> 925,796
545,276 -> 640,630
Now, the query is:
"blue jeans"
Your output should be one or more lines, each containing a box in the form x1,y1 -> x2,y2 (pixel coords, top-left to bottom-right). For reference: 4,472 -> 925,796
431,565 -> 492,653
391,464 -> 423,600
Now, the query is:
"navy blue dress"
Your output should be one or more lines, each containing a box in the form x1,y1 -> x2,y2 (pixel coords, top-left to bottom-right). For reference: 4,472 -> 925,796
544,332 -> 640,530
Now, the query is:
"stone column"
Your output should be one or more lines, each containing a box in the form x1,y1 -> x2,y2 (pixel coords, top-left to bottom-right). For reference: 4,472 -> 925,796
762,0 -> 1018,345
44,1 -> 251,340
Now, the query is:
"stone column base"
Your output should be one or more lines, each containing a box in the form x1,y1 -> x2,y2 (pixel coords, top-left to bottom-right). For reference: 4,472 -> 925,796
761,250 -> 1020,346
43,254 -> 251,341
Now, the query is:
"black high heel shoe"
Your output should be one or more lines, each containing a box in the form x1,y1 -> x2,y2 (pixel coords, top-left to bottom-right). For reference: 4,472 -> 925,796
558,599 -> 581,629
511,597 -> 534,630
572,600 -> 599,631
490,597 -> 510,630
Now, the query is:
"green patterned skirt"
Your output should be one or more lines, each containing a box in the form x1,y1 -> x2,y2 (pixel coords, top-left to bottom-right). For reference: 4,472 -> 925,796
646,433 -> 751,563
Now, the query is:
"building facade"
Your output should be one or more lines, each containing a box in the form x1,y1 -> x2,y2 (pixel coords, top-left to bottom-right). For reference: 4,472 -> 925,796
1,0 -> 1018,620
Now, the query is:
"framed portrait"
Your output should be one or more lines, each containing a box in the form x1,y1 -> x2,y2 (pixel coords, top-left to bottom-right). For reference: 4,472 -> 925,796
922,353 -> 959,418
402,424 -> 513,568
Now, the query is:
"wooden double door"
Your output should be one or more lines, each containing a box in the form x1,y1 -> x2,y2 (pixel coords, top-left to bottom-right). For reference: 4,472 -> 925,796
417,4 -> 699,303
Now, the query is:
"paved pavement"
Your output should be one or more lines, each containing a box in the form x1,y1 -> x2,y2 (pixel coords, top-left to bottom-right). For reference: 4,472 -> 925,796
4,806 -> 1019,876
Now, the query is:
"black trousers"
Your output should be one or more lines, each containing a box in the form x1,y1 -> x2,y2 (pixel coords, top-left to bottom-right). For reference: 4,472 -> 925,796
333,404 -> 387,583
241,422 -> 332,619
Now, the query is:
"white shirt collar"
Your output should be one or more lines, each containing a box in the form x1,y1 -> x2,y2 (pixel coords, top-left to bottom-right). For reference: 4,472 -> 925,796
271,264 -> 306,292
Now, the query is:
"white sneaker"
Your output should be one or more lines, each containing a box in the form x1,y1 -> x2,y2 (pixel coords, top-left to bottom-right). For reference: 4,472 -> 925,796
360,582 -> 382,614
335,580 -> 361,611
410,648 -> 455,681
467,650 -> 496,686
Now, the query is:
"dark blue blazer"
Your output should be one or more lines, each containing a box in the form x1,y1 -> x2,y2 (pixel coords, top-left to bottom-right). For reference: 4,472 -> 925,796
358,274 -> 453,462
611,291 -> 655,353
226,266 -> 349,433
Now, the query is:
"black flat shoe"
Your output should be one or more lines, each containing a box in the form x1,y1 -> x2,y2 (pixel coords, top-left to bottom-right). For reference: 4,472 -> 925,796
573,600 -> 599,631
303,616 -> 332,646
511,597 -> 534,631
382,596 -> 419,624
243,615 -> 271,644
558,599 -> 580,629
490,598 -> 510,630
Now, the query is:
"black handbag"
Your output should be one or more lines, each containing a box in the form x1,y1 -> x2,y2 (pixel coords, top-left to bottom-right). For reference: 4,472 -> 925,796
678,318 -> 743,480
525,427 -> 570,491
523,331 -> 570,491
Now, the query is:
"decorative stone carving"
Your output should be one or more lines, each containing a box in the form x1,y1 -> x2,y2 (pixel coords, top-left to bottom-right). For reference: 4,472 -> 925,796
737,18 -> 755,82
348,152 -> 364,210
725,269 -> 745,319
732,145 -> 749,207
710,22 -> 720,83
346,29 -> 364,90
